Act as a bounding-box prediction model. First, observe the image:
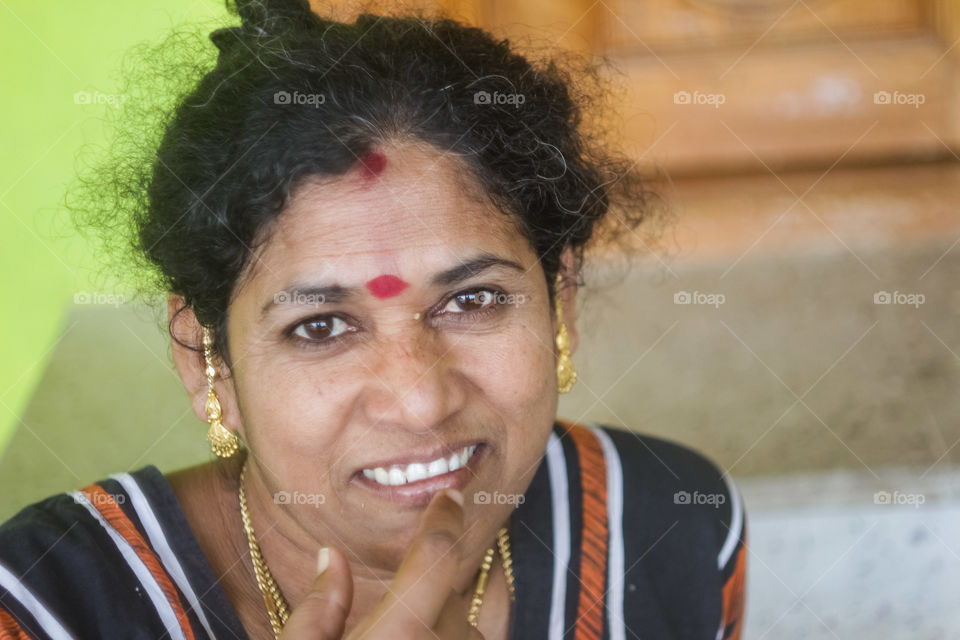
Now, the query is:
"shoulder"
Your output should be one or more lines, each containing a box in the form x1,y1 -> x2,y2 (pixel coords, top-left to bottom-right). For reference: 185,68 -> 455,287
555,419 -> 747,639
557,419 -> 746,556
600,423 -> 744,549
0,466 -> 228,639
0,468 -> 166,575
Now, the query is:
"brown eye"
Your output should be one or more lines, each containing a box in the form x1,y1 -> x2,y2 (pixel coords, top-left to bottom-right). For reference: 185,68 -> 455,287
293,316 -> 350,341
442,289 -> 496,314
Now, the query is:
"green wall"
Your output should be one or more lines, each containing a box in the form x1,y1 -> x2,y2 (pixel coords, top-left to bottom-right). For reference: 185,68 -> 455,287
0,1 -> 228,453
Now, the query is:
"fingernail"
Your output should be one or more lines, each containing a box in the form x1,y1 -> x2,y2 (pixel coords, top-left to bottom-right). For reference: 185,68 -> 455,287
317,547 -> 329,575
445,489 -> 464,506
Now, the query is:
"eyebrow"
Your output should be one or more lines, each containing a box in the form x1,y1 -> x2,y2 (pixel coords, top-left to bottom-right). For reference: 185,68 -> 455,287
261,251 -> 525,317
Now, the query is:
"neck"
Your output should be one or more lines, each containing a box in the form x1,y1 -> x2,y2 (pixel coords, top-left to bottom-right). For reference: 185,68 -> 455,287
237,456 -> 513,638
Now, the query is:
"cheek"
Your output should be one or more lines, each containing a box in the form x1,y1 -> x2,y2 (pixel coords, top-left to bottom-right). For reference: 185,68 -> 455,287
457,320 -> 557,433
462,323 -> 558,492
234,364 -> 369,513
235,362 -> 350,459
474,330 -> 554,402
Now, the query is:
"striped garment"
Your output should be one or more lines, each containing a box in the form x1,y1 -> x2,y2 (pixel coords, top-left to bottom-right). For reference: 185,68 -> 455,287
0,420 -> 746,639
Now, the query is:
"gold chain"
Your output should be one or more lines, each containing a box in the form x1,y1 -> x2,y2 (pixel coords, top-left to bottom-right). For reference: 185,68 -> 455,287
238,460 -> 515,639
466,525 -> 514,626
239,461 -> 291,637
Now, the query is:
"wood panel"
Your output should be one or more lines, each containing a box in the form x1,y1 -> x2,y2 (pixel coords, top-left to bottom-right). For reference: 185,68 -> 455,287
306,0 -> 959,175
611,36 -> 953,175
601,0 -> 928,53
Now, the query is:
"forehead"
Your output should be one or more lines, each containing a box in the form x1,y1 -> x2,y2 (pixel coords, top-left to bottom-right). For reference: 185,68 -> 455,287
252,144 -> 527,277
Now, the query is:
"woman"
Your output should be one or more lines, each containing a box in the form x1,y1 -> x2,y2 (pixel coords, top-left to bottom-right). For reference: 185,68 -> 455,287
0,1 -> 746,638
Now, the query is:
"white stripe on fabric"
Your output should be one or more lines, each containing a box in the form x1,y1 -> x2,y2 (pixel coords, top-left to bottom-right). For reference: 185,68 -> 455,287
591,425 -> 626,640
0,561 -> 75,639
716,473 -> 743,570
111,472 -> 216,639
715,474 -> 744,639
70,491 -> 187,640
545,431 -> 571,640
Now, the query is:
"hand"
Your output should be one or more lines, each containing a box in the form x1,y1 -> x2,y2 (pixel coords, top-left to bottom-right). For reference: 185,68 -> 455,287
280,489 -> 485,640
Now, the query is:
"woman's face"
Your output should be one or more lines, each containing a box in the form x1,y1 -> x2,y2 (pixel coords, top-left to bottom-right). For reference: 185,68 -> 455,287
215,142 -> 568,570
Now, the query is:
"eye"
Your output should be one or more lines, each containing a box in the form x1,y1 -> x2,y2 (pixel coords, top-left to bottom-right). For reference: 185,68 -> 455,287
440,288 -> 499,314
292,315 -> 354,342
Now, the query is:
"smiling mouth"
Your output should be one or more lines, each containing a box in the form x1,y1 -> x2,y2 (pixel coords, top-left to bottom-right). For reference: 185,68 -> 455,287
360,444 -> 480,486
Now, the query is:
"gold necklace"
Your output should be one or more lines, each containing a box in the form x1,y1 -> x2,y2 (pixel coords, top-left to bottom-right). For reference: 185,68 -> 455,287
238,461 -> 515,639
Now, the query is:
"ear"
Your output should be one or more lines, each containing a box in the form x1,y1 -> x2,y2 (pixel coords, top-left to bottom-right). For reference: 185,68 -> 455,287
555,246 -> 579,354
168,295 -> 244,439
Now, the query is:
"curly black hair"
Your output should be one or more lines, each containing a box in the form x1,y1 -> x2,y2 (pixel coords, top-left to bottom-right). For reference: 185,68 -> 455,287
70,0 -> 660,362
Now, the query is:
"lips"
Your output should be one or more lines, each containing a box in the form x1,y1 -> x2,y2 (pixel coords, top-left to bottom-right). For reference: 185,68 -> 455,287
352,441 -> 487,507
356,440 -> 483,477
361,444 -> 478,486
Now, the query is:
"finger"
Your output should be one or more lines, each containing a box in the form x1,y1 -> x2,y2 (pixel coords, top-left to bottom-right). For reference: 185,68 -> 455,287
433,587 -> 490,640
280,546 -> 354,640
432,588 -> 472,638
376,489 -> 466,630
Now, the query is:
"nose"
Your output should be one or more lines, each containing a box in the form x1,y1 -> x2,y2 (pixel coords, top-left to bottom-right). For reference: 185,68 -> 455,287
360,325 -> 465,433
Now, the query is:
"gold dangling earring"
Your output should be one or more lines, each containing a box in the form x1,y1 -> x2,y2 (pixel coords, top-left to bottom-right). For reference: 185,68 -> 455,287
554,274 -> 577,394
202,327 -> 241,457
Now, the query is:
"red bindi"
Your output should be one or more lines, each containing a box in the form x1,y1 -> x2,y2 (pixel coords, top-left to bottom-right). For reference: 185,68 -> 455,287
365,274 -> 409,299
358,151 -> 387,178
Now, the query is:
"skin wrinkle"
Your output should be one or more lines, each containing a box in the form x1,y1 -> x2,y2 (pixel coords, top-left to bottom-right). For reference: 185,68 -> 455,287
169,141 -> 581,639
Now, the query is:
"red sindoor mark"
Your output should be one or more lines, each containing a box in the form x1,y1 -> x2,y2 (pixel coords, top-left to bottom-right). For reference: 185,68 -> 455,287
365,274 -> 409,299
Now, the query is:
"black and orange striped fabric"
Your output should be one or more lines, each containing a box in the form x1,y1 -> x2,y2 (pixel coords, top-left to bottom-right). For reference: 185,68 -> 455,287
0,421 -> 746,639
565,420 -> 609,640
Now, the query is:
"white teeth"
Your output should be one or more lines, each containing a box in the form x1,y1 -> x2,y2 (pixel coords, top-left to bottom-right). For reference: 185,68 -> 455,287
428,458 -> 448,477
405,463 -> 427,483
388,468 -> 406,485
363,445 -> 478,486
